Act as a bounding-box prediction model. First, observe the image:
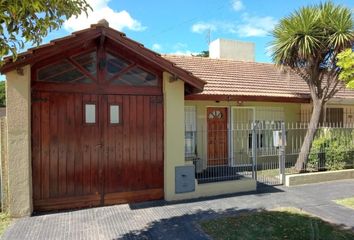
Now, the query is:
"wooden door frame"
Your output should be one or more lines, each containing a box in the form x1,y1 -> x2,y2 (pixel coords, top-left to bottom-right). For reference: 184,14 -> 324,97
206,106 -> 230,166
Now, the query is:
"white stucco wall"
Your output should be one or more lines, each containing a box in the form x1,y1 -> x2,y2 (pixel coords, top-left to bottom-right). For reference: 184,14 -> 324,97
209,38 -> 255,62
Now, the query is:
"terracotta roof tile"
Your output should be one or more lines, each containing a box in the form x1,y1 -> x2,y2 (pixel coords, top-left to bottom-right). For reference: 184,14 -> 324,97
163,55 -> 354,100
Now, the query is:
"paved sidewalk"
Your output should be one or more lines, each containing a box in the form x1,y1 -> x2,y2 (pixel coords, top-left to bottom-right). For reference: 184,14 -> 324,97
2,180 -> 354,240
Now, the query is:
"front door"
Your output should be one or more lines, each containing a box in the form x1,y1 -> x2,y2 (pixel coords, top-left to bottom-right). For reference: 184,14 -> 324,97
207,107 -> 228,166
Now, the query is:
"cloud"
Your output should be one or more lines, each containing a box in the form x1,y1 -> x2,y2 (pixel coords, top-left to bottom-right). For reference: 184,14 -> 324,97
232,0 -> 244,11
168,50 -> 198,56
191,22 -> 217,34
191,14 -> 277,38
173,42 -> 188,50
152,43 -> 162,51
64,0 -> 145,32
236,14 -> 277,37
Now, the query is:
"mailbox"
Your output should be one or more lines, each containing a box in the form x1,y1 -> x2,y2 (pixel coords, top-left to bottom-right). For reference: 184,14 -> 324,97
273,130 -> 286,147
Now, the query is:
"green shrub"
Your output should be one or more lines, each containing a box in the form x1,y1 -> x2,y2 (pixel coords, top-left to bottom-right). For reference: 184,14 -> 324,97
308,128 -> 354,171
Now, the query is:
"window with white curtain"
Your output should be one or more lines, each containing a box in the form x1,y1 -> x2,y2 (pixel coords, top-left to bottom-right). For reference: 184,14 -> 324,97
185,106 -> 197,158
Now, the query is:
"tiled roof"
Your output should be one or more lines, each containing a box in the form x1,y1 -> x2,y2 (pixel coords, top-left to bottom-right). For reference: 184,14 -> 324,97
163,55 -> 354,100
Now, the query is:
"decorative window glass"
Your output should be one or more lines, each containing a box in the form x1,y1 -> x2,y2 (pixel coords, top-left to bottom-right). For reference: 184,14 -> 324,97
37,59 -> 93,83
111,66 -> 158,86
73,51 -> 97,78
185,106 -> 197,158
208,110 -> 223,119
106,53 -> 131,79
110,105 -> 120,124
85,104 -> 96,124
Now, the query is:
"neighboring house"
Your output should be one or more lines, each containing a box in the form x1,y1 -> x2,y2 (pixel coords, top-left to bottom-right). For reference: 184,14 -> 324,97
1,22 -> 354,217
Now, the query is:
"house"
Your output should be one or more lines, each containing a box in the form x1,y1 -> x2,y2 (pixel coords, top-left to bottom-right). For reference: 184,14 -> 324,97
1,21 -> 354,217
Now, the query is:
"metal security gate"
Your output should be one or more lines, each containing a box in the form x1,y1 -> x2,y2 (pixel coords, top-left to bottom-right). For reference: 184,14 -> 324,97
251,121 -> 286,186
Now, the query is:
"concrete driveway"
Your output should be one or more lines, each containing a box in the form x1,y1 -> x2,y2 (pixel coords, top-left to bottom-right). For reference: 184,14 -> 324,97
2,179 -> 354,240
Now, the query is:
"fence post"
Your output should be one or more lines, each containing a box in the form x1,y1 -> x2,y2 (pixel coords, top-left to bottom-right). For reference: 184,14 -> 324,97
252,122 -> 257,180
280,121 -> 286,185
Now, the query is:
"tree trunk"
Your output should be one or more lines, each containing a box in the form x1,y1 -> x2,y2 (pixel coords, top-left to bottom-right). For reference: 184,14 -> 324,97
295,99 -> 324,171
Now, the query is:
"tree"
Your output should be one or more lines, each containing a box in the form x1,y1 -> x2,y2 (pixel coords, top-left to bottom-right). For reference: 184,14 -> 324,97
337,48 -> 354,88
193,51 -> 209,57
270,2 -> 354,171
0,0 -> 91,61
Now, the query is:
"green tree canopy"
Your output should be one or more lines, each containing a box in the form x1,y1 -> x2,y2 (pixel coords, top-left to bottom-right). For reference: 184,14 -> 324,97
193,51 -> 209,57
0,0 -> 91,61
337,48 -> 354,88
270,1 -> 354,171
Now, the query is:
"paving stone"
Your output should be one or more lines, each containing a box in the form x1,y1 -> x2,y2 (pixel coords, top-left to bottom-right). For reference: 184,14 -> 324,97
2,179 -> 354,240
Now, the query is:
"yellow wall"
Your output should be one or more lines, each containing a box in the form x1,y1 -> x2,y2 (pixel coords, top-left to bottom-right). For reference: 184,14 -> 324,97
185,100 -> 301,166
163,72 -> 186,200
301,103 -> 354,125
186,100 -> 301,128
6,65 -> 32,217
163,76 -> 256,200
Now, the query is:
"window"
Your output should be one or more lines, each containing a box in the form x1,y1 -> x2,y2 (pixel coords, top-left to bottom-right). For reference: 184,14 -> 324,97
111,66 -> 158,86
38,60 -> 93,83
85,104 -> 96,124
37,51 -> 97,84
110,105 -> 120,124
73,51 -> 97,78
248,133 -> 264,149
106,53 -> 131,79
185,106 -> 197,158
323,108 -> 344,126
208,110 -> 223,119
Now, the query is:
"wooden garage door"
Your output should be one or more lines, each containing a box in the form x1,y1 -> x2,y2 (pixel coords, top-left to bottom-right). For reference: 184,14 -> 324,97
31,41 -> 164,211
32,92 -> 163,211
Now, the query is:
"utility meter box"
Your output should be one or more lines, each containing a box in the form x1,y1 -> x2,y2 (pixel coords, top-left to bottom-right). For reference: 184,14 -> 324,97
273,130 -> 287,147
175,165 -> 195,193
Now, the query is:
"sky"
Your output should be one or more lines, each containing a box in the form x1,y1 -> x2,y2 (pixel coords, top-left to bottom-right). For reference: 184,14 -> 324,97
1,0 -> 353,80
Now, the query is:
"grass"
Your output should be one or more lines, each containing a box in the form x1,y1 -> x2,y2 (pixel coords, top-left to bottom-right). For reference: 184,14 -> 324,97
200,208 -> 354,240
335,197 -> 354,210
0,213 -> 11,236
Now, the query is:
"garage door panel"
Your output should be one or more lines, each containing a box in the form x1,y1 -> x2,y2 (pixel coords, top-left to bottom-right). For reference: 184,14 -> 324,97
32,91 -> 42,200
103,95 -> 164,195
33,92 -> 164,211
65,93 -> 76,196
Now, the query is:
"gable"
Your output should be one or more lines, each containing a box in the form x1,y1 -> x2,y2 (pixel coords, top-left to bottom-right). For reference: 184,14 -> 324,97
1,23 -> 205,94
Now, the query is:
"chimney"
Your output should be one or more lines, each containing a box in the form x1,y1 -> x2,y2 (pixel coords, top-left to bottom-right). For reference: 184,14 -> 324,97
97,19 -> 109,28
209,39 -> 255,62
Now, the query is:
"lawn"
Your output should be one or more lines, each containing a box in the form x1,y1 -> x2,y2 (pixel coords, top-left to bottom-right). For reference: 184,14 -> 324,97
200,208 -> 354,240
335,197 -> 354,210
0,213 -> 11,236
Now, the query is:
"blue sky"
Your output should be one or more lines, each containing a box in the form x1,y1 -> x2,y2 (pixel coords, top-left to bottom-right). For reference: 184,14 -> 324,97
1,0 -> 353,80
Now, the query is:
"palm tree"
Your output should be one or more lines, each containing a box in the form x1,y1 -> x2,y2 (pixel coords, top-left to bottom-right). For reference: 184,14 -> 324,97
270,2 -> 354,171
